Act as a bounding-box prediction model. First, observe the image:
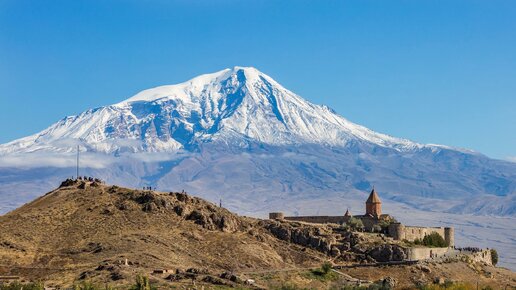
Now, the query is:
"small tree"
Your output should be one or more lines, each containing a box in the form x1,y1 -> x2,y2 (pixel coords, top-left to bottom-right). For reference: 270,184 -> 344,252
73,282 -> 98,290
321,261 -> 332,274
347,217 -> 364,232
490,249 -> 498,266
130,275 -> 155,290
421,232 -> 448,247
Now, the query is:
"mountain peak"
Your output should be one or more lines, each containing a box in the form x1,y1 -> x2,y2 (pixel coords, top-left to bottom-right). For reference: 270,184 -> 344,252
116,66 -> 271,106
0,67 -> 422,154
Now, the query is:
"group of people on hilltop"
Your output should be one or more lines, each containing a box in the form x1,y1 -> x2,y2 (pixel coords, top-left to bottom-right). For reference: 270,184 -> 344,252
76,176 -> 104,183
455,246 -> 484,253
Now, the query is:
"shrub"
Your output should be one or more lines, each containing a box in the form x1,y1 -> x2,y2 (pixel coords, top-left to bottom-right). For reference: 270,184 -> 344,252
303,263 -> 338,282
130,275 -> 156,290
490,249 -> 498,266
415,281 -> 491,290
347,217 -> 364,231
0,282 -> 44,290
73,282 -> 113,290
421,232 -> 448,247
339,284 -> 389,290
321,261 -> 332,274
279,284 -> 300,290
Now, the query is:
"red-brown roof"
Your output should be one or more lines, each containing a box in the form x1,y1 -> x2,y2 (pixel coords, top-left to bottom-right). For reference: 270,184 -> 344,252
366,188 -> 381,204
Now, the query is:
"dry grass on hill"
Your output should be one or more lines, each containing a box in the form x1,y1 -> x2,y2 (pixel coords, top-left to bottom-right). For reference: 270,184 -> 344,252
0,181 -> 326,287
0,181 -> 514,289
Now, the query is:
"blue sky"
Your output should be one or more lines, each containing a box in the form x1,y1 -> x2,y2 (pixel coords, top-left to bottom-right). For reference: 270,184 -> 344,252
0,0 -> 515,160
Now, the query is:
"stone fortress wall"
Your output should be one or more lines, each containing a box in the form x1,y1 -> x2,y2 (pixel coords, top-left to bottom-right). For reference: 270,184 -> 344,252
269,188 -> 455,258
407,248 -> 492,265
270,212 -> 454,248
388,223 -> 454,247
406,247 -> 451,260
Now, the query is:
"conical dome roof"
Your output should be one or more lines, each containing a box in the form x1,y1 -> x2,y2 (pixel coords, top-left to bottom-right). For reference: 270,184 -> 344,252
366,188 -> 381,204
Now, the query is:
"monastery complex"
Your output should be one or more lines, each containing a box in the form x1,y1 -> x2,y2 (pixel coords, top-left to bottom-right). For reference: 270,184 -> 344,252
269,188 -> 454,247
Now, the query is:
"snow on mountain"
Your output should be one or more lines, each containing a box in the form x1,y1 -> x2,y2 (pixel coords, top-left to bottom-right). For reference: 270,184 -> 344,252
0,67 -> 420,155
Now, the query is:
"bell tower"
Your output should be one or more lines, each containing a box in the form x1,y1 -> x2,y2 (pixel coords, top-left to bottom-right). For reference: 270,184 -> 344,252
366,187 -> 382,217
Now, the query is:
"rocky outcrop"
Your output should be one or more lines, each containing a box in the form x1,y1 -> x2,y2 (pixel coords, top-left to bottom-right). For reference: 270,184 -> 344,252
125,189 -> 245,232
59,178 -> 78,188
367,244 -> 407,262
262,219 -> 406,264
263,220 -> 335,253
381,277 -> 397,288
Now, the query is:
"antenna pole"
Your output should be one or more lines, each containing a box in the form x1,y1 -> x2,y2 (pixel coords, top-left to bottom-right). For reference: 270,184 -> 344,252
76,145 -> 79,179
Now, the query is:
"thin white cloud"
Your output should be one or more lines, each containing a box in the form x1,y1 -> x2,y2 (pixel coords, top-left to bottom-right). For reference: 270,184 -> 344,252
0,151 -> 190,169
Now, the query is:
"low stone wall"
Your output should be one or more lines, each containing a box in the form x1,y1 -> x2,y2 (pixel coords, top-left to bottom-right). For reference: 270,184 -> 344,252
406,247 -> 451,260
284,216 -> 347,224
282,215 -> 383,230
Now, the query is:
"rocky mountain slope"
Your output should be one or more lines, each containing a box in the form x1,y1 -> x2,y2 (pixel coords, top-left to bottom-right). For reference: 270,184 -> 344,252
0,182 -> 513,289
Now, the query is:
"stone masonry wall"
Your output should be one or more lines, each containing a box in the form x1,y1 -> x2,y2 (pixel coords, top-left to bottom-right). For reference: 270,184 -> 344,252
468,249 -> 493,265
406,247 -> 451,260
283,216 -> 347,224
403,226 -> 446,242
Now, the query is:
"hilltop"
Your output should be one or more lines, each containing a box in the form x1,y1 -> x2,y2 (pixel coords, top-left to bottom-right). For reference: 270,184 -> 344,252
0,180 -> 326,287
0,180 -> 514,289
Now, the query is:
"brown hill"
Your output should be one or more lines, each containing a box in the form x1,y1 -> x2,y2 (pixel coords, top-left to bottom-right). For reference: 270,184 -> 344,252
0,179 -> 514,289
0,180 -> 329,285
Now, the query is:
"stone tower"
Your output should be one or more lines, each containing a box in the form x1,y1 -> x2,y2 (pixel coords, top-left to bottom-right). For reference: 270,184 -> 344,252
269,212 -> 284,220
388,223 -> 405,240
444,227 -> 454,247
366,187 -> 382,217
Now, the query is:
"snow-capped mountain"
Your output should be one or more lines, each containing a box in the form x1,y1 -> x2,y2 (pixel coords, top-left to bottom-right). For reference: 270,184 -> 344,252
1,67 -> 516,269
0,67 -> 420,155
